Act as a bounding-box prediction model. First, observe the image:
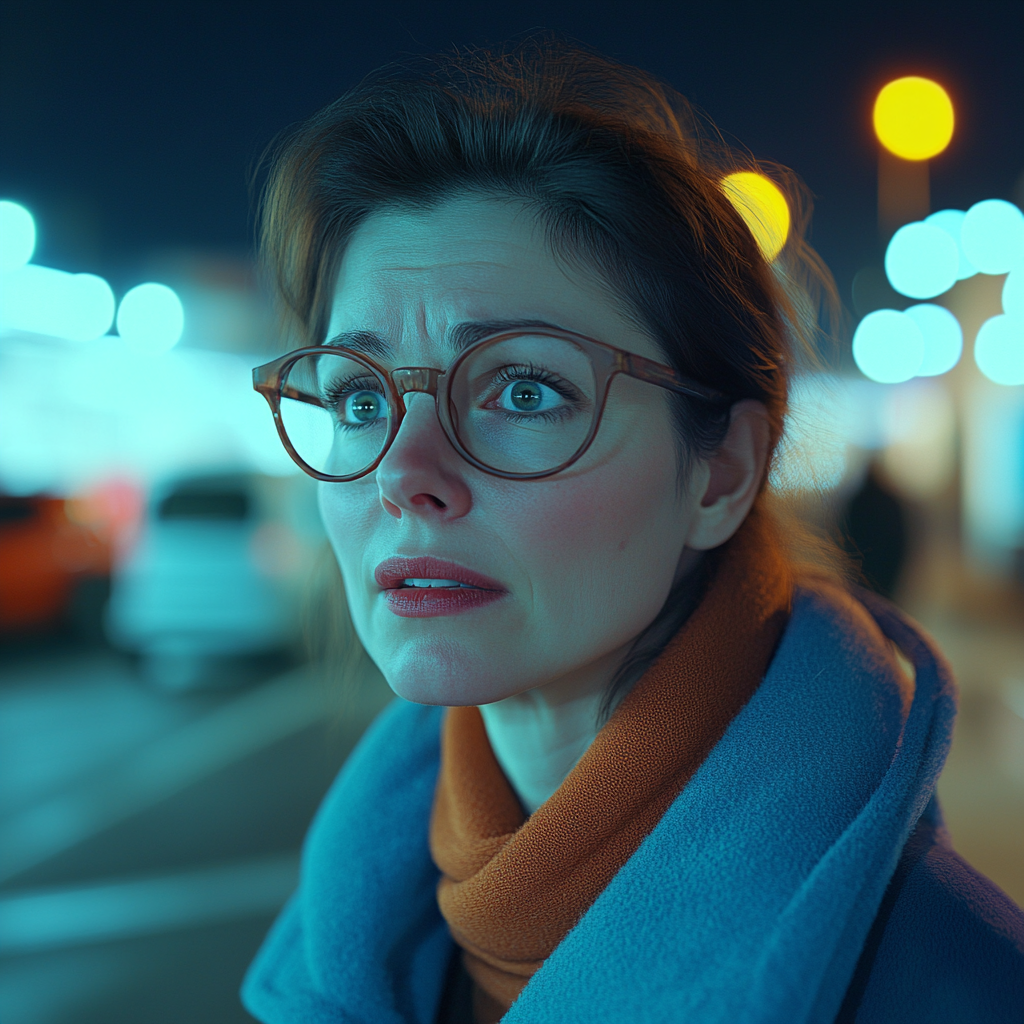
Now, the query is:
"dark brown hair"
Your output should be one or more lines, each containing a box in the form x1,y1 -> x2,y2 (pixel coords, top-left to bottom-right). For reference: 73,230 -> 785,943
259,38 -> 844,710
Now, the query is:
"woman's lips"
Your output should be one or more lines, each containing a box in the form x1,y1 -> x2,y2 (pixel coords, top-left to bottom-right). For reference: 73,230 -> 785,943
374,556 -> 507,618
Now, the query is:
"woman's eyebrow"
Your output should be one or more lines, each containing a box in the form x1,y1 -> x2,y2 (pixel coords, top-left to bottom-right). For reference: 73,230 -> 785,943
325,319 -> 569,359
324,330 -> 392,358
447,319 -> 569,352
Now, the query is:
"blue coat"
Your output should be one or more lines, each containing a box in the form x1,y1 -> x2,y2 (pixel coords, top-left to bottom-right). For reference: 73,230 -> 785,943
243,587 -> 1024,1023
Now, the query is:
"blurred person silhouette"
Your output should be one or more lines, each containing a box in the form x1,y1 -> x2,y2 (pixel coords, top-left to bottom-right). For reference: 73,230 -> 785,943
241,39 -> 1023,1024
841,461 -> 910,601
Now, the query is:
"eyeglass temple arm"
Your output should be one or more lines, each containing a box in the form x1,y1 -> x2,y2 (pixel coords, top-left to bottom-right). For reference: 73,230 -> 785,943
252,367 -> 326,409
278,384 -> 326,408
621,351 -> 729,402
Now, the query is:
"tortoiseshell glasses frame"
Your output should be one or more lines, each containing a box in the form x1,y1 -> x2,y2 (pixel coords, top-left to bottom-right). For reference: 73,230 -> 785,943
252,327 -> 728,482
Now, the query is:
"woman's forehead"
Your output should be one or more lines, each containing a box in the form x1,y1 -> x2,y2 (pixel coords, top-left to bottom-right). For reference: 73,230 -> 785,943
338,198 -> 547,279
327,197 -> 655,359
330,200 -> 575,336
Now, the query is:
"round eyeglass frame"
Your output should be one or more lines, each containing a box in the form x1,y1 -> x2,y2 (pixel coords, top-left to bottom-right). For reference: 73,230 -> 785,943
252,328 -> 729,482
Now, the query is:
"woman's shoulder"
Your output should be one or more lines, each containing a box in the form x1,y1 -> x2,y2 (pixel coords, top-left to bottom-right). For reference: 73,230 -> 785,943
312,696 -> 444,824
242,697 -> 450,1024
839,805 -> 1024,1024
760,583 -> 1024,1021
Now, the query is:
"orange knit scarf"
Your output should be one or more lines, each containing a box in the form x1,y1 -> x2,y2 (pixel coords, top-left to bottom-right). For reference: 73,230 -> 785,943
429,510 -> 793,1021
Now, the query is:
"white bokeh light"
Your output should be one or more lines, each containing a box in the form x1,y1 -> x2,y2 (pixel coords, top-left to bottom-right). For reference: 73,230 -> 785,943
961,200 -> 1024,276
884,222 -> 959,299
904,303 -> 962,376
974,314 -> 1024,386
0,341 -> 295,496
924,209 -> 978,281
853,309 -> 925,383
62,273 -> 117,342
116,283 -> 185,351
0,200 -> 36,272
0,265 -> 115,341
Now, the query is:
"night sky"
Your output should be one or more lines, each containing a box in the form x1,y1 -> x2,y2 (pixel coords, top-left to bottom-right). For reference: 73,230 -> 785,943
2,1 -> 1022,306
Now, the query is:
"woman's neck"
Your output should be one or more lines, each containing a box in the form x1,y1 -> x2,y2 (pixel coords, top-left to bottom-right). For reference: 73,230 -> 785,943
477,654 -> 619,814
480,550 -> 707,814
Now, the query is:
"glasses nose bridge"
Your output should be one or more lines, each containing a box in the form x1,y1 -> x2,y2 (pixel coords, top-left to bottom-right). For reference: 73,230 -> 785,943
391,366 -> 444,409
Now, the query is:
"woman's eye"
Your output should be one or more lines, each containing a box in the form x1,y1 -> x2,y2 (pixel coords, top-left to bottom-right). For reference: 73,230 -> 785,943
495,379 -> 564,414
341,390 -> 386,424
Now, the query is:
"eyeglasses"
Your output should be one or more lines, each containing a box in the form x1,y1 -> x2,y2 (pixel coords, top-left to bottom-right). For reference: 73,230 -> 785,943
252,328 -> 727,482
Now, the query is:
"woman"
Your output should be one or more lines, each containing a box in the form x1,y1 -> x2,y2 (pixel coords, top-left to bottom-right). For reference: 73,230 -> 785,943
243,42 -> 1023,1024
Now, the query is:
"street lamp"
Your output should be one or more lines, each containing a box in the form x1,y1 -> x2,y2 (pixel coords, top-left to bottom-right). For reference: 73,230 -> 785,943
873,76 -> 954,238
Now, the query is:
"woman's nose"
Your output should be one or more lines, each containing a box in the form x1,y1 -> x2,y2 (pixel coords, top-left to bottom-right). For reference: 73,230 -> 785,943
375,393 -> 472,520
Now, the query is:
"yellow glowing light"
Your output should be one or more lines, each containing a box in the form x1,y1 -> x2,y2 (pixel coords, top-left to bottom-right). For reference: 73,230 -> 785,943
873,77 -> 954,160
721,172 -> 791,261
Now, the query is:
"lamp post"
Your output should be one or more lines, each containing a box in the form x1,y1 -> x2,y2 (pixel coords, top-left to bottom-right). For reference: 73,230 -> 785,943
873,76 -> 954,239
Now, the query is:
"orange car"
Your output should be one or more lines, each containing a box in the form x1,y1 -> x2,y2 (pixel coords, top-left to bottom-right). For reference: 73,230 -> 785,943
0,494 -> 115,637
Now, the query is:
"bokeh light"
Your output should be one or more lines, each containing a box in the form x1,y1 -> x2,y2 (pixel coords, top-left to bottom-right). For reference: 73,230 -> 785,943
116,283 -> 185,351
925,209 -> 978,280
873,77 -> 954,160
0,200 -> 36,272
0,265 -> 115,341
0,341 -> 294,495
853,309 -> 925,383
1003,268 -> 1023,319
960,199 -> 1024,276
720,172 -> 790,261
885,221 -> 959,299
905,303 -> 963,375
974,314 -> 1024,386
63,274 -> 117,342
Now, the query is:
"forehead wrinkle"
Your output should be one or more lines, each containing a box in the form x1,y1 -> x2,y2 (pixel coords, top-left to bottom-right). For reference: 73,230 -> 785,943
414,299 -> 431,349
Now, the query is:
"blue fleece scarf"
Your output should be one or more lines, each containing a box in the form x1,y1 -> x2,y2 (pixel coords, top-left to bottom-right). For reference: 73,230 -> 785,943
242,584 -> 956,1024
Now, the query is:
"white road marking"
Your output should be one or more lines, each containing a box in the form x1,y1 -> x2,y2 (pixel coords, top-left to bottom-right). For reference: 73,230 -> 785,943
0,667 -> 372,883
0,853 -> 299,953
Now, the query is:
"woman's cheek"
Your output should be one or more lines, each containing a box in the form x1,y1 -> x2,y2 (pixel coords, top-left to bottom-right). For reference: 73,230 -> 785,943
519,444 -> 672,550
318,483 -> 377,578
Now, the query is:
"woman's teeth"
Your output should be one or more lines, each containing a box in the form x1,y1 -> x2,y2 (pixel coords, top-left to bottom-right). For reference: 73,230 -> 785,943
401,578 -> 477,589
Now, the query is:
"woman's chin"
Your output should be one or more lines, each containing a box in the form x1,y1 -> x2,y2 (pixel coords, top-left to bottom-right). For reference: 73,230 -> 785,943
385,670 -> 523,707
376,640 -> 529,706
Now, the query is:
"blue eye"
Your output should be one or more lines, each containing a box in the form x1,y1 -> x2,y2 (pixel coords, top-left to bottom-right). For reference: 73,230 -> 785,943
496,379 -> 564,414
342,390 -> 385,425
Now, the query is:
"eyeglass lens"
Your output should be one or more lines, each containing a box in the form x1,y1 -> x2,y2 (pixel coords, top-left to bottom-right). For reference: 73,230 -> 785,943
278,334 -> 600,478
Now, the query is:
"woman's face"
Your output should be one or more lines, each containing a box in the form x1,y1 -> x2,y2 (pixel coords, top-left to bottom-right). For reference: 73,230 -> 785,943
320,196 -> 704,706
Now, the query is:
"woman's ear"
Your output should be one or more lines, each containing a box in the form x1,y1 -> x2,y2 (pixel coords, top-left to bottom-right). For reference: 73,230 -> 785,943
683,400 -> 771,551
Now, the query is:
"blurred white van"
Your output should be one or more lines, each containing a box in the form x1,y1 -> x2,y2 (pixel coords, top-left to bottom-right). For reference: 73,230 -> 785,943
106,473 -> 297,689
